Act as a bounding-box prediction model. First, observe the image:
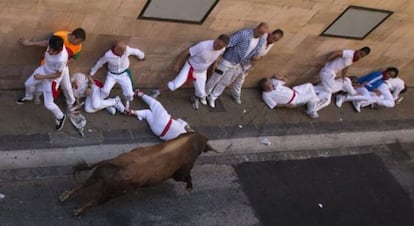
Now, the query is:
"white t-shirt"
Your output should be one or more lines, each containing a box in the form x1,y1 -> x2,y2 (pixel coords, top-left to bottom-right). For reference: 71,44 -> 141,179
262,79 -> 295,109
37,47 -> 68,75
244,37 -> 259,58
322,50 -> 355,73
188,40 -> 225,72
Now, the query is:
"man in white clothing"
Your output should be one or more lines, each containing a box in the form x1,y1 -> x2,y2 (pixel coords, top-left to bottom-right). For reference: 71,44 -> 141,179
167,34 -> 229,110
127,90 -> 190,141
71,73 -> 125,114
260,74 -> 321,119
231,29 -> 284,104
319,47 -> 370,94
17,36 -> 68,131
90,41 -> 145,110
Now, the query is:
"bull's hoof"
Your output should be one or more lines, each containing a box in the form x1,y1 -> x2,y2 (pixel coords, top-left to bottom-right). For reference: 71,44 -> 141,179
59,191 -> 71,202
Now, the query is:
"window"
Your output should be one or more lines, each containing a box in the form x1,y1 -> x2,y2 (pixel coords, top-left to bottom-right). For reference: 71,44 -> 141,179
321,6 -> 393,40
138,0 -> 219,24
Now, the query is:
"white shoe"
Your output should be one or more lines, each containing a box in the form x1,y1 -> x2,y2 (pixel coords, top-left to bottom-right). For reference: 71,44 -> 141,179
207,95 -> 216,108
199,97 -> 207,105
232,93 -> 241,104
306,111 -> 319,119
335,95 -> 345,108
106,106 -> 116,115
352,101 -> 361,113
114,96 -> 125,113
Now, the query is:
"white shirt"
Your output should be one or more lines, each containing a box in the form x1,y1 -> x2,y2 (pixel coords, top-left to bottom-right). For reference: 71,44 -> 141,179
90,46 -> 145,76
244,37 -> 259,58
37,47 -> 68,76
385,77 -> 405,100
322,50 -> 354,73
188,40 -> 225,72
262,79 -> 295,109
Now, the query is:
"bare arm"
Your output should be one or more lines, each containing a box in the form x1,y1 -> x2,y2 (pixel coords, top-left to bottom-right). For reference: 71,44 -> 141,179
173,49 -> 190,72
18,38 -> 48,47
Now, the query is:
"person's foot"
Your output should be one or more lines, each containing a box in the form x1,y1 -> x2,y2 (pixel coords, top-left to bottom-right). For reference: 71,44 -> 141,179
106,106 -> 116,115
56,115 -> 66,131
306,110 -> 319,119
150,89 -> 160,99
335,95 -> 345,108
231,93 -> 241,104
352,101 -> 361,113
16,97 -> 31,104
114,96 -> 126,113
207,95 -> 215,108
190,96 -> 199,110
199,97 -> 207,105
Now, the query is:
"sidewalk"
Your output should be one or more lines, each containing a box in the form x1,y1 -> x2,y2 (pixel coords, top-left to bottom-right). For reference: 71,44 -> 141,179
0,87 -> 413,169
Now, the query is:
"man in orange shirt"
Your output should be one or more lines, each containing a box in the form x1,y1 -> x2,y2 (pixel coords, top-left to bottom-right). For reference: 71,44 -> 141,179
19,28 -> 86,111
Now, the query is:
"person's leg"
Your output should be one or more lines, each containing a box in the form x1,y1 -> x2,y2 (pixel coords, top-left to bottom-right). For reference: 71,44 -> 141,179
192,70 -> 207,107
231,70 -> 248,104
117,73 -> 134,109
292,83 -> 320,118
205,59 -> 230,95
319,70 -> 335,94
168,62 -> 191,91
21,72 -> 40,101
59,66 -> 76,109
42,80 -> 65,130
376,83 -> 395,108
100,73 -> 116,99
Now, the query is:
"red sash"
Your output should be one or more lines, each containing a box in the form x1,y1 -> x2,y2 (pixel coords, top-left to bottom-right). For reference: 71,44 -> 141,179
160,117 -> 173,137
287,91 -> 296,104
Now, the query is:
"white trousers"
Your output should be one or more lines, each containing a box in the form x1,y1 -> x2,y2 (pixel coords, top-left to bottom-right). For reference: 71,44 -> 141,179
24,67 -> 44,100
55,66 -> 75,106
319,69 -> 336,94
358,84 -> 395,108
101,72 -> 134,101
314,77 -> 357,111
84,85 -> 120,113
206,59 -> 243,100
291,83 -> 320,113
41,79 -> 64,120
168,61 -> 207,98
136,95 -> 187,141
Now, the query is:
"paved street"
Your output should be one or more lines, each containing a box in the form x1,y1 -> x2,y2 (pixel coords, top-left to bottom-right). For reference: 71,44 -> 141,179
1,144 -> 414,226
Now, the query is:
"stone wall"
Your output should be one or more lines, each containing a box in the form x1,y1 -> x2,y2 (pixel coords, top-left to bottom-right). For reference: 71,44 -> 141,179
1,0 -> 413,89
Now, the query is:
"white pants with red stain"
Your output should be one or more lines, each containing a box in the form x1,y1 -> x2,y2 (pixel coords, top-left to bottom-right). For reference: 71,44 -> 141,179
167,61 -> 207,98
84,85 -> 123,113
101,71 -> 134,101
135,94 -> 187,141
41,79 -> 64,120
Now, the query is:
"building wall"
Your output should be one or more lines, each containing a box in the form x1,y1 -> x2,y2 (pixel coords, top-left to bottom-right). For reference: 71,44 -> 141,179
1,0 -> 413,89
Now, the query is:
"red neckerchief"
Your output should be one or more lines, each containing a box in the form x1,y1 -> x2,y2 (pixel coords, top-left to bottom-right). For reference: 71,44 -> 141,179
352,52 -> 359,62
111,47 -> 122,57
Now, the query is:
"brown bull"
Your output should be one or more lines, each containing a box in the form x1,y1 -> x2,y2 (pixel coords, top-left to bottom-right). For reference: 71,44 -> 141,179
59,132 -> 216,216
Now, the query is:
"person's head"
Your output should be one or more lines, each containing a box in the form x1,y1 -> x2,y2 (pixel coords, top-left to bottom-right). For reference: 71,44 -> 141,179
69,28 -> 86,45
253,22 -> 269,38
268,29 -> 284,44
259,77 -> 277,92
384,67 -> 399,79
47,35 -> 64,55
113,41 -> 127,56
213,34 -> 230,51
71,72 -> 89,96
355,46 -> 371,60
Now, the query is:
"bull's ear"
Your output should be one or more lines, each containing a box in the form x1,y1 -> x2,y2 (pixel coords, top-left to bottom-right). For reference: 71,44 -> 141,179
205,142 -> 220,153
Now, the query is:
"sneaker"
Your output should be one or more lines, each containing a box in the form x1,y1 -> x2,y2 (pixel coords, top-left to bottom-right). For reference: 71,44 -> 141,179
114,96 -> 125,113
16,97 -> 30,104
199,97 -> 207,105
55,115 -> 66,131
190,96 -> 199,110
306,111 -> 319,119
352,101 -> 361,113
34,95 -> 41,105
207,95 -> 215,108
232,94 -> 242,104
106,106 -> 116,115
335,95 -> 346,108
150,89 -> 160,99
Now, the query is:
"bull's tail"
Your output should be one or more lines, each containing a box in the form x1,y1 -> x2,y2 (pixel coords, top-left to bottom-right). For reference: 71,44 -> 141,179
72,160 -> 99,184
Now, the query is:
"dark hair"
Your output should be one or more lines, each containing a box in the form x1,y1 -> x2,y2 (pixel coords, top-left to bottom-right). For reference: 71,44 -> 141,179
218,34 -> 230,45
359,46 -> 371,55
48,35 -> 64,51
272,29 -> 284,37
259,78 -> 269,91
385,67 -> 399,77
71,28 -> 86,41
